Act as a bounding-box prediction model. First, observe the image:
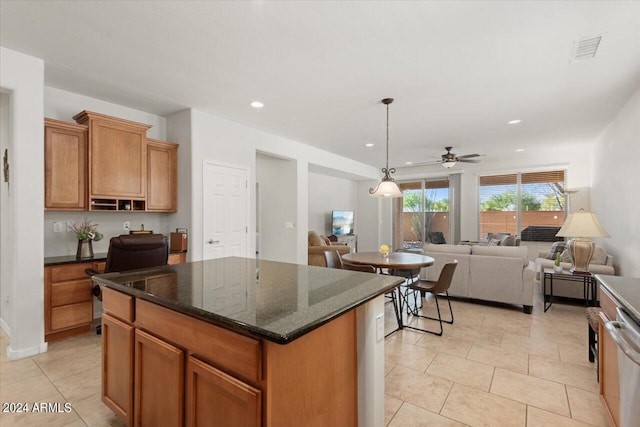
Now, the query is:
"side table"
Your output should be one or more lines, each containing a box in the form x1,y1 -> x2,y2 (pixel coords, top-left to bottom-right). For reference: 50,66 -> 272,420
543,268 -> 596,312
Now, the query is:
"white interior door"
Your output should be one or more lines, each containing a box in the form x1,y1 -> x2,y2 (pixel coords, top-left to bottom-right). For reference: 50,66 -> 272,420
203,161 -> 249,260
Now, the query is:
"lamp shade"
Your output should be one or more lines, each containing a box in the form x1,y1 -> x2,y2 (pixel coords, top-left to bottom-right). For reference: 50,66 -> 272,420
369,179 -> 402,198
556,210 -> 610,238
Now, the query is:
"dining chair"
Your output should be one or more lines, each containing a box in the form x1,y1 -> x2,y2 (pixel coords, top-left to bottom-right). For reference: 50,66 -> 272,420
323,249 -> 345,269
403,261 -> 458,336
325,251 -> 402,337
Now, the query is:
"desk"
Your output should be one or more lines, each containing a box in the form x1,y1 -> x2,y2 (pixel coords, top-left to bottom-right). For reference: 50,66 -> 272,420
543,268 -> 596,312
342,252 -> 435,334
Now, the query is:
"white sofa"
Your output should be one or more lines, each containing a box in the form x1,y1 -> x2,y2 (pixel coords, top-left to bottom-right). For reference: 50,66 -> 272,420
419,244 -> 535,313
534,246 -> 615,299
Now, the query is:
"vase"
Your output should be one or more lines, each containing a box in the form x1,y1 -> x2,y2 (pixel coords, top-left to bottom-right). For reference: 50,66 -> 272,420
381,252 -> 389,258
76,239 -> 94,260
553,264 -> 562,273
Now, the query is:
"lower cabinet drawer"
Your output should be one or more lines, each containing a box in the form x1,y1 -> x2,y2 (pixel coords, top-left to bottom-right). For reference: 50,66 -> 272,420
51,301 -> 92,330
51,280 -> 92,307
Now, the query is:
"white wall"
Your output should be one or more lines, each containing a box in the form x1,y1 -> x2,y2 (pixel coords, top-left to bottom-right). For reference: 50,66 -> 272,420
186,109 -> 381,265
0,92 -> 11,331
592,87 -> 640,278
0,47 -> 46,359
257,154 -> 298,263
43,87 -> 177,256
308,172 -> 358,235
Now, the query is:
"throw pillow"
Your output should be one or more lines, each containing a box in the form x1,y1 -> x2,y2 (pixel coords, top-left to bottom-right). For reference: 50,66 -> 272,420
560,248 -> 572,263
487,238 -> 501,246
545,241 -> 566,259
320,235 -> 331,246
499,235 -> 516,246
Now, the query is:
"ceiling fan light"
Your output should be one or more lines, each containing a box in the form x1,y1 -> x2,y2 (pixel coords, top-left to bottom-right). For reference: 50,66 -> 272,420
442,161 -> 456,168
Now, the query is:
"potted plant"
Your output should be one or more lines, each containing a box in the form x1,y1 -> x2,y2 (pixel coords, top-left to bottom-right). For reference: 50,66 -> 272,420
554,252 -> 563,272
71,219 -> 103,259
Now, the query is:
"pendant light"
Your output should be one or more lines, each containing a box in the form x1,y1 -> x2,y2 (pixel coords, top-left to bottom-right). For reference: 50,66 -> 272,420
369,98 -> 402,198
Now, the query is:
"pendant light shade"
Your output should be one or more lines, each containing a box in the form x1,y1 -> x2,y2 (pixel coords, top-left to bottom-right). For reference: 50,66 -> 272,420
370,98 -> 402,198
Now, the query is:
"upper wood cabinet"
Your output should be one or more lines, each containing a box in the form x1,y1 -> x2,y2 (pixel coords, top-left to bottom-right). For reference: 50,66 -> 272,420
73,111 -> 151,202
147,139 -> 178,212
44,118 -> 88,210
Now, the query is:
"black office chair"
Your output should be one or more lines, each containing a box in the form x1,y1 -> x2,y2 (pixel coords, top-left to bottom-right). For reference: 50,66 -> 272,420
86,234 -> 169,334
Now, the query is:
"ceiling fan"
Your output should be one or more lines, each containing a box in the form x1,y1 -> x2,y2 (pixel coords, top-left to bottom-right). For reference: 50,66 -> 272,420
412,146 -> 485,168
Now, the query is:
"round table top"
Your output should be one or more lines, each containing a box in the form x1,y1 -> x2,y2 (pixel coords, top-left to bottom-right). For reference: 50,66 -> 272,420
342,252 -> 435,269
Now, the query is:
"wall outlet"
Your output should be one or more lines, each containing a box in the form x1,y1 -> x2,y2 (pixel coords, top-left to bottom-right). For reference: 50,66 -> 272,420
52,221 -> 64,233
123,221 -> 130,231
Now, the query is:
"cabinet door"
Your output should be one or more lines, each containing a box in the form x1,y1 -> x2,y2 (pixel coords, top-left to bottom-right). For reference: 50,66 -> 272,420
185,356 -> 261,427
135,329 -> 184,427
91,121 -> 147,198
44,119 -> 87,210
102,313 -> 134,427
599,315 -> 620,426
147,139 -> 178,212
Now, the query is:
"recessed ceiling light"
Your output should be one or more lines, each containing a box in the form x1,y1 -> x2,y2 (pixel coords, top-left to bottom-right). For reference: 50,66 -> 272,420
508,119 -> 522,125
515,148 -> 525,152
365,143 -> 374,147
250,101 -> 264,108
405,161 -> 413,165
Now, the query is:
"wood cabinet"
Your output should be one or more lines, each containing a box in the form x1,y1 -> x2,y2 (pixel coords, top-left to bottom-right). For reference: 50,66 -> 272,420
73,111 -> 151,209
185,356 -> 261,427
44,262 -> 96,341
44,119 -> 88,210
598,286 -> 621,426
147,139 -> 178,212
134,329 -> 184,427
102,290 -> 355,427
102,313 -> 135,427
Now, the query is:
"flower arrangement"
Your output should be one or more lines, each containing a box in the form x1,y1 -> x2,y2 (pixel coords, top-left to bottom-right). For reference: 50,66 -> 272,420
70,219 -> 103,242
379,244 -> 390,256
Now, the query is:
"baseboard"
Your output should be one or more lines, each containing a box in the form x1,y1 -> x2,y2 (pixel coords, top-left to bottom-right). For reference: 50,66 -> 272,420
5,340 -> 47,360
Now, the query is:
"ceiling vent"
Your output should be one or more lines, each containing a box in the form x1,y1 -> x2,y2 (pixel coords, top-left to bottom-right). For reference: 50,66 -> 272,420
571,34 -> 603,62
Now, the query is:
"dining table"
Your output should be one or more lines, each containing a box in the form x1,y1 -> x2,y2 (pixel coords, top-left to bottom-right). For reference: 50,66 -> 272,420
342,251 -> 435,335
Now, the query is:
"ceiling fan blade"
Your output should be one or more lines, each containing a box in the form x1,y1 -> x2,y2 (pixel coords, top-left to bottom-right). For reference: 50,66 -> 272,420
457,153 -> 484,159
399,160 -> 442,167
457,158 -> 481,163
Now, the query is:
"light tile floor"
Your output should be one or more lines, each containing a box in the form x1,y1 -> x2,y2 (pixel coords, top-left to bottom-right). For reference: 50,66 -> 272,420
384,282 -> 609,427
0,281 -> 607,426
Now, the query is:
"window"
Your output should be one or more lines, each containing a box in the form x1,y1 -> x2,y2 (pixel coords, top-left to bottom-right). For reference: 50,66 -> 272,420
394,179 -> 451,248
479,170 -> 566,242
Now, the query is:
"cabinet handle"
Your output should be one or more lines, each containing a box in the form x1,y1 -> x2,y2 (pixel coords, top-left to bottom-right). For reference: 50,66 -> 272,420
207,239 -> 220,244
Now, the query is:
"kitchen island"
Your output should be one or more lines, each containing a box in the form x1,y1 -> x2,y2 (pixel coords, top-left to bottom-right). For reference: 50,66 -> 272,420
92,256 -> 403,427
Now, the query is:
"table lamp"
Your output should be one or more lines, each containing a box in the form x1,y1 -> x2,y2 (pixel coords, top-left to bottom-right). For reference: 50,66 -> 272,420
556,209 -> 610,274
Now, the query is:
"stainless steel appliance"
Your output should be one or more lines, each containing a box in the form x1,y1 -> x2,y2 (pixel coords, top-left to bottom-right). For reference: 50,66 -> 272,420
605,307 -> 640,427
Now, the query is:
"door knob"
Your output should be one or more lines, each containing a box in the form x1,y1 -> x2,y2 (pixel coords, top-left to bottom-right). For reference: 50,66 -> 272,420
207,239 -> 220,244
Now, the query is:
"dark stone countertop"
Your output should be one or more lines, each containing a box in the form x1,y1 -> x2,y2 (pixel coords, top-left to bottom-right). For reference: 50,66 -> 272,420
596,274 -> 640,324
92,256 -> 403,344
44,250 -> 188,266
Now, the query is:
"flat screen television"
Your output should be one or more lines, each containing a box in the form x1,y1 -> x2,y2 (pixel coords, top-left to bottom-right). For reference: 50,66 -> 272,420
332,210 -> 354,235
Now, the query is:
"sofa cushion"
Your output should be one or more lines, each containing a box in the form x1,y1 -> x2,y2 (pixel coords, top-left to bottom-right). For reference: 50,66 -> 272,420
499,235 -> 519,246
422,243 -> 471,255
471,245 -> 529,267
590,246 -> 608,265
320,235 -> 331,245
308,231 -> 325,247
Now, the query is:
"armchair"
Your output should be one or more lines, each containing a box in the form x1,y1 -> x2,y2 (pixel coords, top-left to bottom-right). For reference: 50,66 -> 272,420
308,231 -> 350,267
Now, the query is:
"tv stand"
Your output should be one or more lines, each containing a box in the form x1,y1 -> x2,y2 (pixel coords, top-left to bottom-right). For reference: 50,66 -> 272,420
336,234 -> 357,253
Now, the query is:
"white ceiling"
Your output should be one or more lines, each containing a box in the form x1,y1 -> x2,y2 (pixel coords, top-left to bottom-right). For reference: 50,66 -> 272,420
2,1 -> 639,169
